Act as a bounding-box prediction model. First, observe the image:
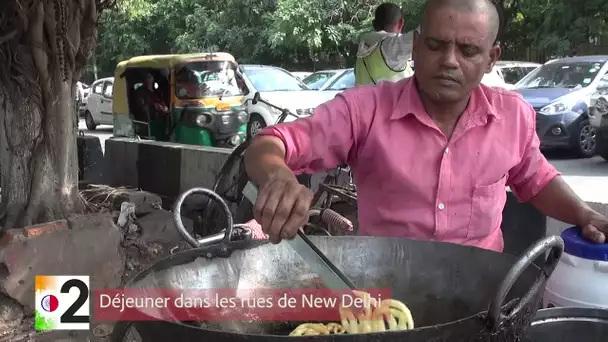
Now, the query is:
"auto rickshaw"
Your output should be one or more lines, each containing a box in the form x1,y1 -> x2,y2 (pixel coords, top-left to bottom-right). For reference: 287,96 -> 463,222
112,53 -> 249,147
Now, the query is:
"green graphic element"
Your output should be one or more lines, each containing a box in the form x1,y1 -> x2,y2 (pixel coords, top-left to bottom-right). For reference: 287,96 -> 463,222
34,310 -> 55,331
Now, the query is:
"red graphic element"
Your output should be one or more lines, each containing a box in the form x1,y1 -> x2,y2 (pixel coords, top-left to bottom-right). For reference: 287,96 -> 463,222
93,288 -> 392,321
42,294 -> 59,312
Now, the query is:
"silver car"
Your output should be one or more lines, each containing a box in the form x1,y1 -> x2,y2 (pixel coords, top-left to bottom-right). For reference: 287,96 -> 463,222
303,69 -> 354,100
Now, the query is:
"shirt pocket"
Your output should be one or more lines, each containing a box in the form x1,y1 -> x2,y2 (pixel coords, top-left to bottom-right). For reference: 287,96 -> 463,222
468,175 -> 508,239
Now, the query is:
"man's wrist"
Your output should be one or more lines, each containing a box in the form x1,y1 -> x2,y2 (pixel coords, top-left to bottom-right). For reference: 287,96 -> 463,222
257,165 -> 296,188
575,205 -> 597,227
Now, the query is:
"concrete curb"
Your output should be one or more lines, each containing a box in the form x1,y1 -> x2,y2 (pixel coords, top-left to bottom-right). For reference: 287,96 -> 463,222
77,135 -> 105,184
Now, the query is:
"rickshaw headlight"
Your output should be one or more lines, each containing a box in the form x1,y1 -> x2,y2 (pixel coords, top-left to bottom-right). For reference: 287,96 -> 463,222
238,111 -> 248,123
230,134 -> 242,146
195,114 -> 209,127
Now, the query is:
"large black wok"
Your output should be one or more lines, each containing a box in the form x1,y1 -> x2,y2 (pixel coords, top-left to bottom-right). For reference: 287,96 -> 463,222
118,188 -> 564,342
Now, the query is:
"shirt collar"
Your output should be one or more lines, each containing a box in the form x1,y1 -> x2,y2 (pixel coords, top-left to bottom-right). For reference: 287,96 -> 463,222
391,77 -> 501,123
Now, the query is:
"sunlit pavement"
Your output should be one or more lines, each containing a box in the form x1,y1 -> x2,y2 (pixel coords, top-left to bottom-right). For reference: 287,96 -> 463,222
542,150 -> 607,177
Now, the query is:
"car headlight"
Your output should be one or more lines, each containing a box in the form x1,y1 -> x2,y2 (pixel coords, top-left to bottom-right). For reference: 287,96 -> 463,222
539,98 -> 585,115
195,114 -> 210,127
238,111 -> 249,123
296,108 -> 314,116
540,102 -> 570,115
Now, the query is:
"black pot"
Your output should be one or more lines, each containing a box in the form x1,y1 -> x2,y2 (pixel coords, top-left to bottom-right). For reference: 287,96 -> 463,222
111,232 -> 564,342
524,306 -> 608,342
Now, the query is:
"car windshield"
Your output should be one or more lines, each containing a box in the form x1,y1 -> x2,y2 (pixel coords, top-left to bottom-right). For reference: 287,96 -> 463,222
243,67 -> 308,91
516,61 -> 604,89
175,61 -> 243,99
303,72 -> 337,90
326,70 -> 355,91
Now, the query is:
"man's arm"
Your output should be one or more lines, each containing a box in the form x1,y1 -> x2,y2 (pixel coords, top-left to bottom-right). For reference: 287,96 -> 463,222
244,135 -> 291,188
508,104 -> 605,242
244,90 -> 369,243
528,177 -> 594,229
245,91 -> 364,188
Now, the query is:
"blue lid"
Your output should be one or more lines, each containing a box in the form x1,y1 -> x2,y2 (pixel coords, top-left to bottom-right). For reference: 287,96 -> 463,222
561,227 -> 608,261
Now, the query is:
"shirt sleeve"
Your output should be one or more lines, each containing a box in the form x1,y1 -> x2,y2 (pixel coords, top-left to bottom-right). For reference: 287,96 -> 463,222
256,89 -> 367,175
507,103 -> 561,202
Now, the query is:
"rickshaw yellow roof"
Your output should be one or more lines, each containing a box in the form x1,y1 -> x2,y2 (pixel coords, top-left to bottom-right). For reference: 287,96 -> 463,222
116,52 -> 237,69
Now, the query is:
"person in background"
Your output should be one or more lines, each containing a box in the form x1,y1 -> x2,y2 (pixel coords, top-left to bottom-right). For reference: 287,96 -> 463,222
243,0 -> 608,249
176,69 -> 200,98
136,72 -> 170,140
355,3 -> 415,86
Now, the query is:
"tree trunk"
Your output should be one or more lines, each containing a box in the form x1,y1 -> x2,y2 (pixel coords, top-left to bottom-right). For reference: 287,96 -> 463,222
0,0 -> 100,232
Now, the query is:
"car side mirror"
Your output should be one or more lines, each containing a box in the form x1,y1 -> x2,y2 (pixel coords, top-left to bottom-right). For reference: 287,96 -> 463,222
252,92 -> 261,105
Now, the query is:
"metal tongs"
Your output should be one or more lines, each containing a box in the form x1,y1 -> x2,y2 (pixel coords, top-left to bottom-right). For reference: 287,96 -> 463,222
243,182 -> 356,290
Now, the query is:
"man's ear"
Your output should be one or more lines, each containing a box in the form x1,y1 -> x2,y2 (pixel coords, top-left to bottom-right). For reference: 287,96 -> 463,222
486,44 -> 501,73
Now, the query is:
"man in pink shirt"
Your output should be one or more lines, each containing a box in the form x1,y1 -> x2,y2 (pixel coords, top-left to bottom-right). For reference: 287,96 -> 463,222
243,0 -> 608,251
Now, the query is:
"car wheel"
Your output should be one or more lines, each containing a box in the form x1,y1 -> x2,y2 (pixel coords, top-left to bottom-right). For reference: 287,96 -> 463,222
85,111 -> 97,131
570,118 -> 596,158
247,114 -> 266,139
596,130 -> 608,162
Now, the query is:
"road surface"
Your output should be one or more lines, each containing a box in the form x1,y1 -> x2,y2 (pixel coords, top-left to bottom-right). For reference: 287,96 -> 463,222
79,118 -> 607,177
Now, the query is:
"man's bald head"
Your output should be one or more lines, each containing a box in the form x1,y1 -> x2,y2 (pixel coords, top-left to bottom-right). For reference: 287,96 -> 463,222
420,0 -> 501,44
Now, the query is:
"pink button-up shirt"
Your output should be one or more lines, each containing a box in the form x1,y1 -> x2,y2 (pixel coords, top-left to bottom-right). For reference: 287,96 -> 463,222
257,77 -> 559,252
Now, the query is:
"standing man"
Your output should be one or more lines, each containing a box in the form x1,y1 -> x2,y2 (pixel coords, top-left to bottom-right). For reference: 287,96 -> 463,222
355,3 -> 415,86
244,0 -> 608,249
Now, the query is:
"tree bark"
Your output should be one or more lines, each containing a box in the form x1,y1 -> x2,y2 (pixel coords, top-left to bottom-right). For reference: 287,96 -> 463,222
0,0 -> 100,232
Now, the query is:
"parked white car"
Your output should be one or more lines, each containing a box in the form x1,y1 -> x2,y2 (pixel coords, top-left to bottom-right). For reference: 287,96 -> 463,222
495,61 -> 541,86
76,81 -> 90,116
291,71 -> 312,80
238,65 -> 329,138
481,66 -> 514,89
317,68 -> 355,100
84,77 -> 114,130
302,69 -> 345,90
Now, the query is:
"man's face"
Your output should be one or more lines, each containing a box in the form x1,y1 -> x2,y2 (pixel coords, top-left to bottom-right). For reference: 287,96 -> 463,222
412,7 -> 500,103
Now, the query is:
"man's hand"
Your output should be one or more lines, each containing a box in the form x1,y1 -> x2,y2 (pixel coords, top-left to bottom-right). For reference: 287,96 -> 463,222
253,169 -> 313,244
154,103 -> 169,113
580,211 -> 608,243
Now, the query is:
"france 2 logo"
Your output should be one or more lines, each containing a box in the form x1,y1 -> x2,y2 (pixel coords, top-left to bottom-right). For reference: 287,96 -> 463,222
35,276 -> 90,331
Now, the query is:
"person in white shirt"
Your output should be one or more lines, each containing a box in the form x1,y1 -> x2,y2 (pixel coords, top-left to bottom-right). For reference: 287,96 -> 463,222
355,3 -> 415,86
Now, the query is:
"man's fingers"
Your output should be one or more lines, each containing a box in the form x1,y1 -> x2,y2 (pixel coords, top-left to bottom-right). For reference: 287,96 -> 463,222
281,190 -> 313,240
253,181 -> 272,223
582,224 -> 606,243
259,182 -> 287,243
268,186 -> 299,242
